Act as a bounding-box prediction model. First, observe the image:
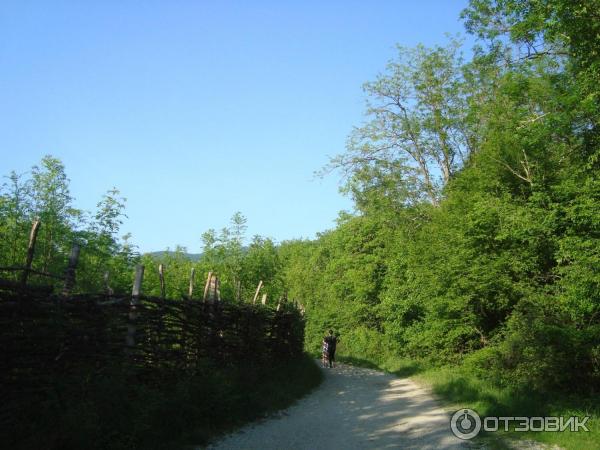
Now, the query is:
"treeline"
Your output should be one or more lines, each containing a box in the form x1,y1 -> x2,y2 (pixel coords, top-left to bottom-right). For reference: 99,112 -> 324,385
0,160 -> 283,302
139,213 -> 284,302
282,0 -> 600,394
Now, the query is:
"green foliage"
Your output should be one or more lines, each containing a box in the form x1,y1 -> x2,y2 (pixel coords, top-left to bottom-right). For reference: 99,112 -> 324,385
140,246 -> 198,298
280,213 -> 396,354
280,0 -> 600,408
196,212 -> 283,302
327,37 -> 473,206
0,171 -> 32,271
0,156 -> 136,291
415,362 -> 600,450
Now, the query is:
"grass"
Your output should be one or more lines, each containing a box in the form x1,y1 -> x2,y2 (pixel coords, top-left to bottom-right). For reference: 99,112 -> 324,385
336,350 -> 599,450
9,354 -> 323,450
415,365 -> 599,450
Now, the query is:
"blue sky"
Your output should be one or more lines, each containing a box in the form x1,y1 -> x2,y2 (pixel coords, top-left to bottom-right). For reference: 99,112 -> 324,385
1,1 -> 471,253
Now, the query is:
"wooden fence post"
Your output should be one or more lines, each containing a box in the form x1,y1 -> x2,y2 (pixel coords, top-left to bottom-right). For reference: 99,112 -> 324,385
215,276 -> 221,302
252,280 -> 263,305
235,279 -> 241,302
188,267 -> 195,299
132,264 -> 144,300
62,243 -> 80,295
203,271 -> 213,302
207,274 -> 217,303
127,264 -> 144,347
261,293 -> 267,305
20,219 -> 41,288
158,264 -> 166,300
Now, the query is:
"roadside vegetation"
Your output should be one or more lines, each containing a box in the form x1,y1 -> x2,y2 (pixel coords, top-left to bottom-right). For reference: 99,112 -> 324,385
282,1 -> 600,447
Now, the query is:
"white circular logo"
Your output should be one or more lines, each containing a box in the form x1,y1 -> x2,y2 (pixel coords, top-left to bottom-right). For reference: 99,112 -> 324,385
450,408 -> 481,440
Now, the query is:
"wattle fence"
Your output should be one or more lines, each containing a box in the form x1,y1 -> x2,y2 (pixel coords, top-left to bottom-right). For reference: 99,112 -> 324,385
0,288 -> 305,445
0,219 -> 307,448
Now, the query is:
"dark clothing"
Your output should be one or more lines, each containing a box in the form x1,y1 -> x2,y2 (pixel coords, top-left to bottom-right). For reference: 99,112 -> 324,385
326,335 -> 337,349
325,335 -> 337,360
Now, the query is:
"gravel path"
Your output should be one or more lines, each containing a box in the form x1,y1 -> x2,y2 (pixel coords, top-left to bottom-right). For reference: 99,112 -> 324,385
206,362 -> 474,449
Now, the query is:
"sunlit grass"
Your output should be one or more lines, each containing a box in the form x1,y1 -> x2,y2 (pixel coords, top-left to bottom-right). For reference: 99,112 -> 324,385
414,364 -> 599,450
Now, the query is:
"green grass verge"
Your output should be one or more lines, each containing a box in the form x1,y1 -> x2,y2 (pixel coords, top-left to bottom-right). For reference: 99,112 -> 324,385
11,354 -> 323,450
414,365 -> 599,450
336,352 -> 599,450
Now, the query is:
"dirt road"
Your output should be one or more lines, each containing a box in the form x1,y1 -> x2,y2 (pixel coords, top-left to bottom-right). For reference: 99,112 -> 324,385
207,362 -> 473,449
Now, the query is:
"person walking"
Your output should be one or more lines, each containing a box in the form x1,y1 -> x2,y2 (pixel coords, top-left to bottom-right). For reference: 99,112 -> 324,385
325,329 -> 337,368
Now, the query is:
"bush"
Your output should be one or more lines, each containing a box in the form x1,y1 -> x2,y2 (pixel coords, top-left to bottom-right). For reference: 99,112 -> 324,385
469,297 -> 580,392
337,326 -> 389,364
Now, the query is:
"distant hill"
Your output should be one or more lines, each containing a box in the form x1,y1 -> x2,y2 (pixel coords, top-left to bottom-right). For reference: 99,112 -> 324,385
146,251 -> 203,262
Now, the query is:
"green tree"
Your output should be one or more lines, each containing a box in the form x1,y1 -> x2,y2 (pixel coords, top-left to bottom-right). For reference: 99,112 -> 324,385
30,155 -> 80,274
242,235 -> 282,302
327,38 -> 473,206
76,188 -> 131,292
0,171 -> 32,270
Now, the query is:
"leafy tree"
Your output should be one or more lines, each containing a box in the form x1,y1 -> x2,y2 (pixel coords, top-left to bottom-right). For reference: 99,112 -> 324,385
0,157 -> 137,293
30,155 -> 80,274
242,235 -> 283,302
200,212 -> 248,300
0,171 -> 32,271
327,38 -> 474,206
76,188 -> 131,292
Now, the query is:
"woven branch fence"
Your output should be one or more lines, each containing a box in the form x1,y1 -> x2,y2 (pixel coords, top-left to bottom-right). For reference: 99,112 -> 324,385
0,289 -> 305,440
